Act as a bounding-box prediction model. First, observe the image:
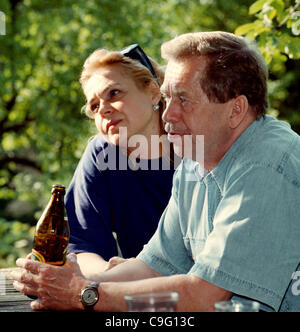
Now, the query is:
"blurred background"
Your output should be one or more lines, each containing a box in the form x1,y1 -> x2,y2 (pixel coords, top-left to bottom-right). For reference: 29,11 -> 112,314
0,0 -> 299,267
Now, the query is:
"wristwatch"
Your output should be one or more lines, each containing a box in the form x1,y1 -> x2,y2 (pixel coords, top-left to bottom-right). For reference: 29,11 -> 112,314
80,281 -> 100,311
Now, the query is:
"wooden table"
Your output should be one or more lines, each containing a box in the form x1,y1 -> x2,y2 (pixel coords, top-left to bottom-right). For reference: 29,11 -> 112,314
0,268 -> 33,312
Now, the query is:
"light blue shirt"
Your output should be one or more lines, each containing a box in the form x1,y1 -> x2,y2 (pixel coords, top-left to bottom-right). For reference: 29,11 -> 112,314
137,115 -> 300,312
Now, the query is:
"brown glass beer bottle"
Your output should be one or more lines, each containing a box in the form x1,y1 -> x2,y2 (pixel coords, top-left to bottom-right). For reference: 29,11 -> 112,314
32,184 -> 70,265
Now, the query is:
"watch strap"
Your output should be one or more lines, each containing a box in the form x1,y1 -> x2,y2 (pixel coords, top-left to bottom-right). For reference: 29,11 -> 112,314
89,281 -> 100,290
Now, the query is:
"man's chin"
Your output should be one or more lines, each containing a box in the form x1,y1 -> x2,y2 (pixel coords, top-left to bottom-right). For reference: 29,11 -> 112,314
172,141 -> 200,162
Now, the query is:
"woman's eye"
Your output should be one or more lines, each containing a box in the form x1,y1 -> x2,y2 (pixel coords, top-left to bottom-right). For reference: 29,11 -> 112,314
109,89 -> 120,98
90,103 -> 99,113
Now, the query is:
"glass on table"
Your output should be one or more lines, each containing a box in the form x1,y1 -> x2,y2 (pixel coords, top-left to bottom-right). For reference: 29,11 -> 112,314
214,299 -> 260,312
124,291 -> 179,312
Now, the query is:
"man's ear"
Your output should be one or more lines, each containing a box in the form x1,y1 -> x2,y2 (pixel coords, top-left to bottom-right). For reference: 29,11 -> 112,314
229,95 -> 249,129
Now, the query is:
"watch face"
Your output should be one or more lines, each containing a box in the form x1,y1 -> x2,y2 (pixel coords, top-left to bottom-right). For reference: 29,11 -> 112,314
82,288 -> 98,306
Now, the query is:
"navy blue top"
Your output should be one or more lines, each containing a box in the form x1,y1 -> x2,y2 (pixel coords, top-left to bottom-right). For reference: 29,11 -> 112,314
65,135 -> 175,261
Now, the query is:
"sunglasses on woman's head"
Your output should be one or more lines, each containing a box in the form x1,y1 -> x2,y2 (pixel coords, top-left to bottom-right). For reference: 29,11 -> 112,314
121,44 -> 158,82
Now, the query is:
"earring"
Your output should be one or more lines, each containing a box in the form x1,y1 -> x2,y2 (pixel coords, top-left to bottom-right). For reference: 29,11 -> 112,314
152,104 -> 160,111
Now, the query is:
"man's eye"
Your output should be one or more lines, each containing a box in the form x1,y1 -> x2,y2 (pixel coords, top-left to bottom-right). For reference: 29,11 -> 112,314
179,96 -> 188,105
179,96 -> 193,113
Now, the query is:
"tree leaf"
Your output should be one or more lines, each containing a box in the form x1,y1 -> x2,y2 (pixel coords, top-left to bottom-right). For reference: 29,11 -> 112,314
249,0 -> 266,15
292,19 -> 300,36
235,22 -> 257,35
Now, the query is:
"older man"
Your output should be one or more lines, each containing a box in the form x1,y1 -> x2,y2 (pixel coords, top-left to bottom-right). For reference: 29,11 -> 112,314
12,31 -> 300,312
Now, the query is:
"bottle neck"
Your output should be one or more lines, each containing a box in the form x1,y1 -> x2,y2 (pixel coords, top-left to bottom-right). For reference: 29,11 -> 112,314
52,190 -> 65,201
50,192 -> 65,215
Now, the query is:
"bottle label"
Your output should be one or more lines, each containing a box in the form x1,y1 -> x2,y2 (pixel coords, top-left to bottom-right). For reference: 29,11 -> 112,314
31,249 -> 66,266
32,249 -> 46,263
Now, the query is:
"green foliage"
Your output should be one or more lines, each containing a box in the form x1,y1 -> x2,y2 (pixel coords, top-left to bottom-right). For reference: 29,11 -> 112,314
235,0 -> 300,130
235,0 -> 300,63
0,218 -> 34,267
0,0 -> 299,267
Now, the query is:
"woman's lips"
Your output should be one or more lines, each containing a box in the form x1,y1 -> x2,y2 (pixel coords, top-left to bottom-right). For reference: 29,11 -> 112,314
106,119 -> 122,132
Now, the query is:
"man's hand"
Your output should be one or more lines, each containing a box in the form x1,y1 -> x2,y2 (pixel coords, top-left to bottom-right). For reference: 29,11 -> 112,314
10,253 -> 89,311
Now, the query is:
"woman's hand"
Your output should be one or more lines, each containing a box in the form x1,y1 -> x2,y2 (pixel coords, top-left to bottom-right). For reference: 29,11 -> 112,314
10,253 -> 89,311
105,256 -> 132,271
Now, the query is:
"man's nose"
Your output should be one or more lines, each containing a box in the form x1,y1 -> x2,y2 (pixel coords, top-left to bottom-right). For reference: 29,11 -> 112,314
162,99 -> 181,123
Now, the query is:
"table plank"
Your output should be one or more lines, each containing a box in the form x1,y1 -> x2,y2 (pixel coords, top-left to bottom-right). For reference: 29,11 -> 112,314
0,267 -> 33,312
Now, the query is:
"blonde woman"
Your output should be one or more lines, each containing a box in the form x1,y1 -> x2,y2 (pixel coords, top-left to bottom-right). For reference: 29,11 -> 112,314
65,45 -> 176,279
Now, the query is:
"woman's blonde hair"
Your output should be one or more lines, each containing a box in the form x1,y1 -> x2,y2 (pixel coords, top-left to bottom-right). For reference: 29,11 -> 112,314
80,48 -> 165,121
80,48 -> 177,165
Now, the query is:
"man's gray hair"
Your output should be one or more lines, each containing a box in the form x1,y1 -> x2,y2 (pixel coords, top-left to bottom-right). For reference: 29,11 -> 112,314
161,31 -> 268,118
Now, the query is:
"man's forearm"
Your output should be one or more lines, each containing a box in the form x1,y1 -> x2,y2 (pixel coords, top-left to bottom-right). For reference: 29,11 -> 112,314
94,273 -> 232,312
93,259 -> 232,312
